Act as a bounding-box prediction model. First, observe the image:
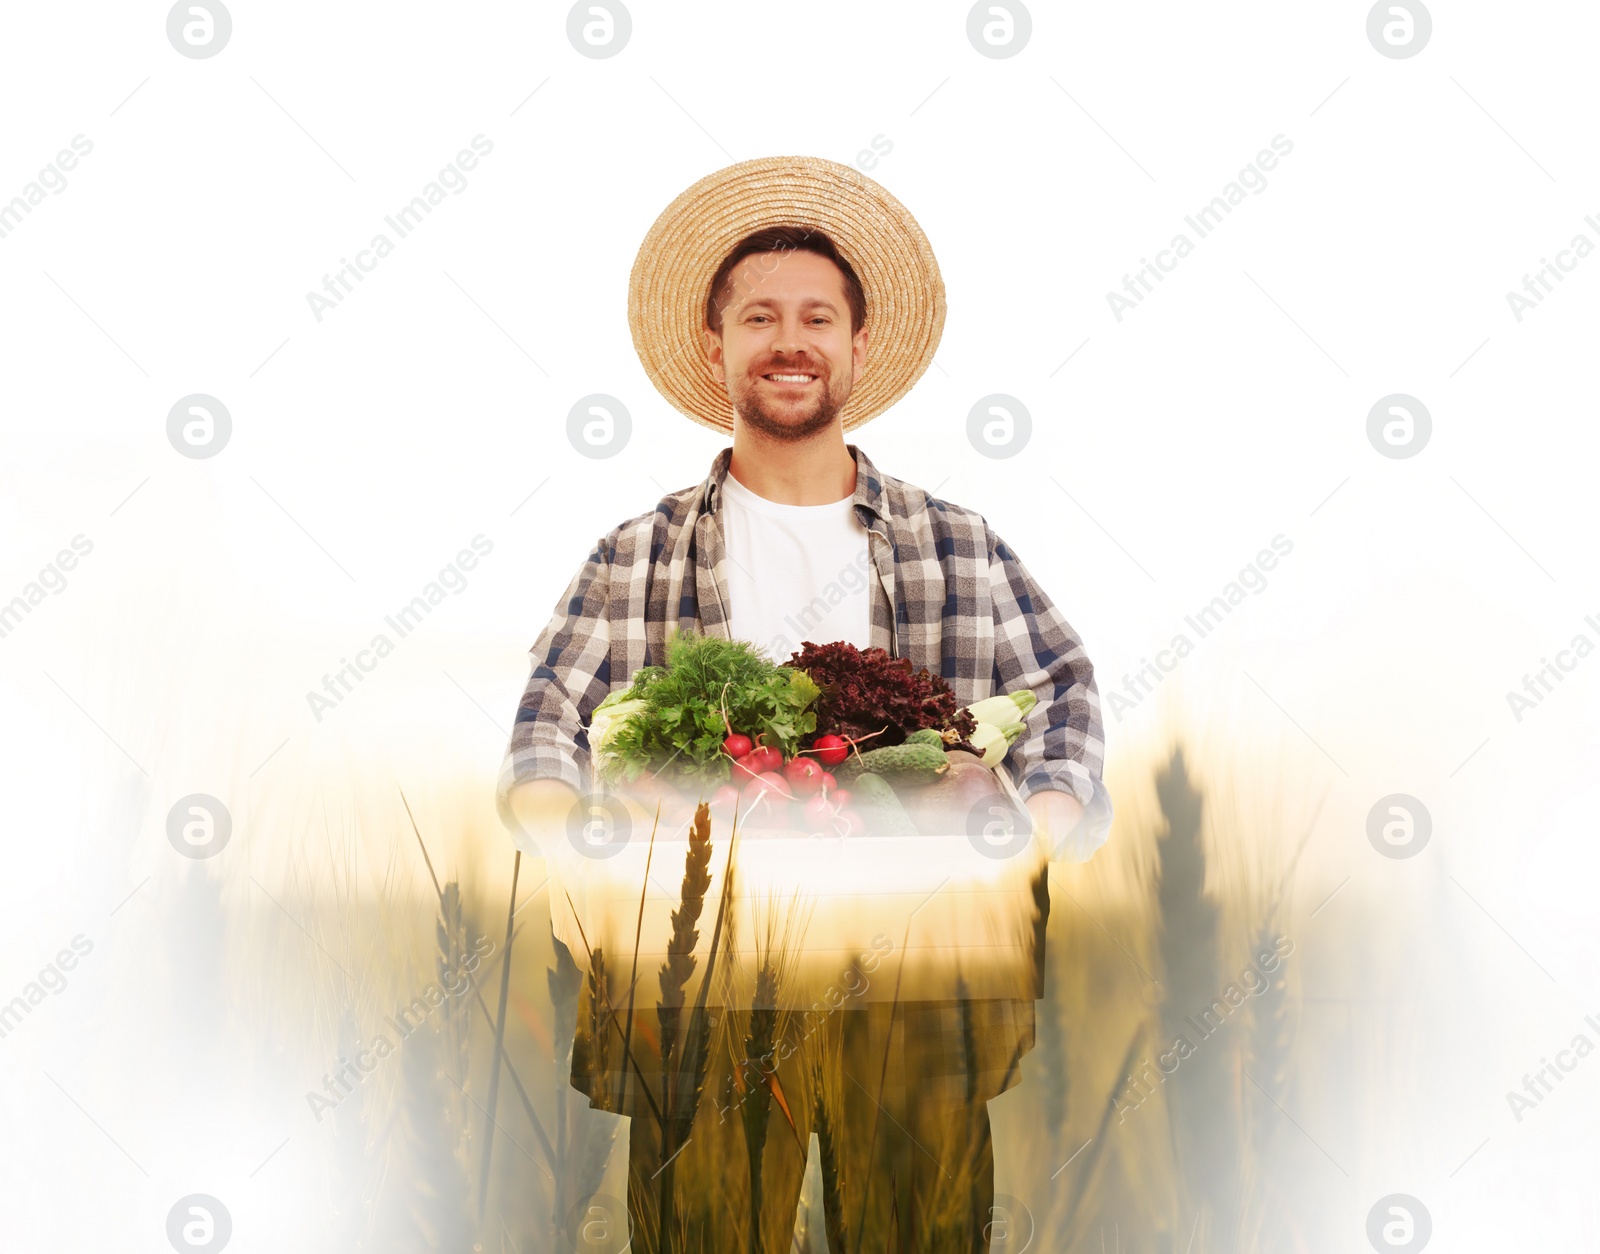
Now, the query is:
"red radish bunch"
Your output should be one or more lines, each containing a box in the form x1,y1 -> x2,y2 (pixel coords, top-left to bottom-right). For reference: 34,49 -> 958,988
721,729 -> 867,833
721,732 -> 792,823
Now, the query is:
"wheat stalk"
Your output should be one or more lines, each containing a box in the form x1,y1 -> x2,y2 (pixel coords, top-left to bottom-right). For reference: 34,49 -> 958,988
740,966 -> 780,1253
554,947 -> 622,1252
1059,1023 -> 1145,1237
383,1020 -> 476,1254
851,888 -> 919,1253
569,946 -> 622,1244
811,1054 -> 848,1254
476,850 -> 522,1222
1247,917 -> 1293,1126
1029,862 -> 1050,1001
658,803 -> 714,1129
547,941 -> 582,1247
584,948 -> 612,1111
434,881 -> 475,1156
1238,802 -> 1319,1252
658,802 -> 744,1248
1153,744 -> 1245,1248
958,982 -> 983,1250
400,789 -> 557,1174
559,889 -> 666,1133
1036,908 -> 1071,1172
615,800 -> 662,1113
1248,798 -> 1320,1129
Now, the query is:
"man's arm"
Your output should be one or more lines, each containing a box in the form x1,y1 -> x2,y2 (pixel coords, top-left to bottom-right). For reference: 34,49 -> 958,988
986,524 -> 1114,862
506,778 -> 581,858
496,534 -> 615,856
1025,790 -> 1087,860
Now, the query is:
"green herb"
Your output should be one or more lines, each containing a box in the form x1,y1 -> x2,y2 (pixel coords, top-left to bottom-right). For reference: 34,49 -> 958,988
595,628 -> 819,786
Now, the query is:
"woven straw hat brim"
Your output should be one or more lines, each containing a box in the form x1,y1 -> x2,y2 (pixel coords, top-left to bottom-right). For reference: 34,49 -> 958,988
627,155 -> 946,436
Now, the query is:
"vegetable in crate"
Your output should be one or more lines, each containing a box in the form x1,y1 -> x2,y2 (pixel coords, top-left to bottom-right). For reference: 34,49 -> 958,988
966,721 -> 1024,768
835,741 -> 950,786
588,691 -> 648,757
954,688 -> 1038,767
964,691 -> 1037,727
786,640 -> 976,752
899,749 -> 1022,837
849,772 -> 921,838
592,628 -> 819,788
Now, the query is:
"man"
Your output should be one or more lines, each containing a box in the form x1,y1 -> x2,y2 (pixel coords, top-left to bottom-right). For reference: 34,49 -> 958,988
498,156 -> 1112,1251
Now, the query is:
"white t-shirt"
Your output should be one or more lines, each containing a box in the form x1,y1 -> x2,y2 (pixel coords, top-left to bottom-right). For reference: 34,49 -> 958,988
720,470 -> 874,664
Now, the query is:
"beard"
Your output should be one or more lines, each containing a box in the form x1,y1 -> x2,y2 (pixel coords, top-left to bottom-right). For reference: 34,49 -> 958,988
729,358 -> 851,442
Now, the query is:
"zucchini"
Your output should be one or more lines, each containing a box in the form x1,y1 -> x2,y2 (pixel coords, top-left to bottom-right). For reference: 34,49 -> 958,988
964,691 -> 1037,725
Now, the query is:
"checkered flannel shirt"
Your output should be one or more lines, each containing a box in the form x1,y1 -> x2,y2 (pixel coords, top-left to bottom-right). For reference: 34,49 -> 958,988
495,442 -> 1113,858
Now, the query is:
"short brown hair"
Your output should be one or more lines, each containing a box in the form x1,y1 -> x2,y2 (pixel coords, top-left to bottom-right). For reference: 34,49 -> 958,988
704,225 -> 867,336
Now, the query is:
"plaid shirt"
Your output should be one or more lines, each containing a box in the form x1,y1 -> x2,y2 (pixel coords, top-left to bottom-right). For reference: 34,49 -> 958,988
495,442 -> 1112,857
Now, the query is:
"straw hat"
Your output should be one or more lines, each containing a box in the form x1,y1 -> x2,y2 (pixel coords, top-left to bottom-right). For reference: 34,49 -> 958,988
627,155 -> 946,436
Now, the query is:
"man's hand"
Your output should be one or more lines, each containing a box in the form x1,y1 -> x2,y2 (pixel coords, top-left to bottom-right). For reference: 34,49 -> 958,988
1025,789 -> 1085,860
506,778 -> 580,858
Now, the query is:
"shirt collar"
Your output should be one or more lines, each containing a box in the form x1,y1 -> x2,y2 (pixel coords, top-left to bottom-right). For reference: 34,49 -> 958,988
700,442 -> 886,524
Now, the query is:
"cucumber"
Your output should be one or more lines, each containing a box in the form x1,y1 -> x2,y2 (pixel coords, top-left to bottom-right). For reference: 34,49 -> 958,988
904,728 -> 945,748
838,742 -> 950,785
849,773 -> 921,838
850,771 -> 898,805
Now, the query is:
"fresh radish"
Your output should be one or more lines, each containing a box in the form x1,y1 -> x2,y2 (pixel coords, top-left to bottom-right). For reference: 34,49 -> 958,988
783,757 -> 824,794
829,788 -> 853,811
820,771 -> 837,792
801,793 -> 834,825
743,771 -> 792,803
813,734 -> 847,766
834,808 -> 867,837
723,732 -> 754,759
730,755 -> 761,786
745,745 -> 784,776
710,784 -> 741,813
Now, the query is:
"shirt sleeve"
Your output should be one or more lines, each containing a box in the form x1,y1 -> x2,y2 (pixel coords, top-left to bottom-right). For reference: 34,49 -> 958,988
494,534 -> 615,831
986,525 -> 1114,862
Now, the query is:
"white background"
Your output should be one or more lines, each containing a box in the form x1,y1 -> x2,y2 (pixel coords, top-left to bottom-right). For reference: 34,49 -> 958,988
2,1 -> 1598,1249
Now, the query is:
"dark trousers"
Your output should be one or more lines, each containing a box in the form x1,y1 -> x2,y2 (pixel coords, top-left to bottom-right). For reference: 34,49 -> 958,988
617,1004 -> 998,1252
553,935 -> 1012,1252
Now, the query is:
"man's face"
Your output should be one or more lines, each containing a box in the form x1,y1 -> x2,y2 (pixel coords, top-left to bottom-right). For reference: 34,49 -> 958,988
703,249 -> 869,441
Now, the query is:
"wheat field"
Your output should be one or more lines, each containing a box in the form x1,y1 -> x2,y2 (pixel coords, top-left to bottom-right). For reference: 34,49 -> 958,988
139,694 -> 1419,1254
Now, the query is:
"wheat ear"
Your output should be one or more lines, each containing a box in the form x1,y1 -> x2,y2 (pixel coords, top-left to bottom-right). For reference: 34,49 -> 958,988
658,802 -> 714,1128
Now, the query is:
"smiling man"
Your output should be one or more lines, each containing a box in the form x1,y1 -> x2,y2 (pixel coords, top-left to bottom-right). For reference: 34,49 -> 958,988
498,156 -> 1112,1252
701,229 -> 879,661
